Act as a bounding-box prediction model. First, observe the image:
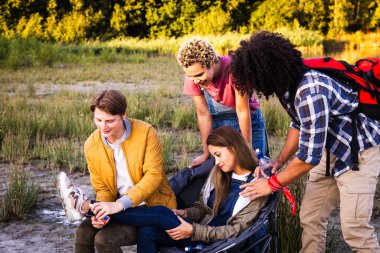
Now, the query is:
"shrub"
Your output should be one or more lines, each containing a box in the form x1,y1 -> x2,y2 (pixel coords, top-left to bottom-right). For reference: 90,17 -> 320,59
275,27 -> 324,47
159,132 -> 175,172
0,167 -> 40,221
261,97 -> 290,137
193,5 -> 232,35
1,131 -> 30,162
277,176 -> 306,252
172,104 -> 197,130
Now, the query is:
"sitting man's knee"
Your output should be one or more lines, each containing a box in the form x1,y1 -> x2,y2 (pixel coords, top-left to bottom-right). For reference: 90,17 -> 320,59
94,231 -> 122,252
75,219 -> 95,243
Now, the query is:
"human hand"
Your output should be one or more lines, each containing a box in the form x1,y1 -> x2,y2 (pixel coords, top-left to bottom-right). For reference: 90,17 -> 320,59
190,153 -> 209,168
91,201 -> 123,220
271,159 -> 284,173
165,216 -> 193,240
239,178 -> 273,200
172,209 -> 187,217
91,216 -> 107,229
253,166 -> 268,178
253,159 -> 284,178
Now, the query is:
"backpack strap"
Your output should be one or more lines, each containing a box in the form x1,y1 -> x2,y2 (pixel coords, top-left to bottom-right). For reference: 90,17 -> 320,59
286,83 -> 301,125
325,148 -> 331,176
350,111 -> 360,171
325,105 -> 360,174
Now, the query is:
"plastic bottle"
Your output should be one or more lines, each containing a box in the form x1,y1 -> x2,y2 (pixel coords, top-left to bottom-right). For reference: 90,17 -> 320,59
255,149 -> 273,177
88,203 -> 110,224
184,243 -> 204,252
100,215 -> 110,224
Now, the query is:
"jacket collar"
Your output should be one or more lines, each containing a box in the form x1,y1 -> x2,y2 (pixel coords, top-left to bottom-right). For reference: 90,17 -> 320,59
101,119 -> 132,147
201,170 -> 257,217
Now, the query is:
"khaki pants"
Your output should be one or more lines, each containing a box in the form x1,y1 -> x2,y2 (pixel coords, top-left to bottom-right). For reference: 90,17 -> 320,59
300,146 -> 380,253
74,218 -> 137,253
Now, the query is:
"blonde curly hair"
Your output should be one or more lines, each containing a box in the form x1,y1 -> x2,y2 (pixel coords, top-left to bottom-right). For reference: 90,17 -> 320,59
177,37 -> 219,69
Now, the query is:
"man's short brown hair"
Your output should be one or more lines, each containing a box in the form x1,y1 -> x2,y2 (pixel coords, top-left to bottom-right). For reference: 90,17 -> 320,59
90,89 -> 127,116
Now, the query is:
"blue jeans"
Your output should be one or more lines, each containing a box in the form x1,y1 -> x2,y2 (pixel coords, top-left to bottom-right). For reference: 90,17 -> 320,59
110,206 -> 203,253
203,90 -> 268,155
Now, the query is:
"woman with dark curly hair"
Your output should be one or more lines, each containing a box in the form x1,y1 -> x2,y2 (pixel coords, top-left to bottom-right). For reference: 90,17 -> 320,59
177,37 -> 268,168
231,31 -> 380,252
229,31 -> 307,100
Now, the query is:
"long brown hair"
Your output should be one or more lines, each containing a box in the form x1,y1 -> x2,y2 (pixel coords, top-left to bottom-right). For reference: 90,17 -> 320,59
206,126 -> 258,213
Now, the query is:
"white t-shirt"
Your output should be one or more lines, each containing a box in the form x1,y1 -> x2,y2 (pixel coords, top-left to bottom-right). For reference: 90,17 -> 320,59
107,130 -> 145,206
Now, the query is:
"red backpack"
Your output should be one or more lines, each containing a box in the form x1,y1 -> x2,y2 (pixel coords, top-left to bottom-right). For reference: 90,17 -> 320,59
300,57 -> 380,174
303,57 -> 380,120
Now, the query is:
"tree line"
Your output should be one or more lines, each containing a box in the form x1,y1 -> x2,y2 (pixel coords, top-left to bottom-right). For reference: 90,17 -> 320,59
0,0 -> 379,42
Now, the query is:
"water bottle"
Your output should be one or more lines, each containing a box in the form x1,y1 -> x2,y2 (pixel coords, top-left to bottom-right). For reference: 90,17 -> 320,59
255,149 -> 273,177
88,203 -> 110,224
184,243 -> 204,252
100,215 -> 110,224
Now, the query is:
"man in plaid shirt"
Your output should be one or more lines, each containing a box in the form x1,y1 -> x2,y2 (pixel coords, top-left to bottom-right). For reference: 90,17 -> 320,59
230,31 -> 380,253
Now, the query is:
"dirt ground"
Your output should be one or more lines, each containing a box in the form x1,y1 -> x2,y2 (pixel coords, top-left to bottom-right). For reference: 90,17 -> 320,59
0,162 -> 379,253
0,163 -> 135,253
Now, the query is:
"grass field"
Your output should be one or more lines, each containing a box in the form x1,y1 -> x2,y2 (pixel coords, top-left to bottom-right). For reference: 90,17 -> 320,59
0,51 -> 290,173
1,37 -> 379,251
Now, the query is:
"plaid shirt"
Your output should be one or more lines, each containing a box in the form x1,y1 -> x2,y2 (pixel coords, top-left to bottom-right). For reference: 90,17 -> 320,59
281,70 -> 380,177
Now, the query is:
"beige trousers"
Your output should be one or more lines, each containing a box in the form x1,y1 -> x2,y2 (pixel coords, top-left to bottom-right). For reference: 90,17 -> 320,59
299,146 -> 380,253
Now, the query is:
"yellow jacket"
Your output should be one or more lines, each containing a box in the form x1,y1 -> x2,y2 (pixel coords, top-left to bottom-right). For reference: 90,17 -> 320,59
84,118 -> 176,209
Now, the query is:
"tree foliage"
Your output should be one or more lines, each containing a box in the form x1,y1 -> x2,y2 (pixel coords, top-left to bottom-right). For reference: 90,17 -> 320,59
0,0 -> 379,42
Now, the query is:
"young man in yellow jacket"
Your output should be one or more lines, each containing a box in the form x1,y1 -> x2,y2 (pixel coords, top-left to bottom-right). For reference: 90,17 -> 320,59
58,89 -> 176,253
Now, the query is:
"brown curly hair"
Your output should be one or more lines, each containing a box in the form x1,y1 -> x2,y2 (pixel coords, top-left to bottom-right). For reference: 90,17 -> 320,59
177,37 -> 219,69
229,31 -> 307,99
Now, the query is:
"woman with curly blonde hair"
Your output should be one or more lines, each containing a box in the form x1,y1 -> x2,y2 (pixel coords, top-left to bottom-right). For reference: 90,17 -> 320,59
177,37 -> 268,168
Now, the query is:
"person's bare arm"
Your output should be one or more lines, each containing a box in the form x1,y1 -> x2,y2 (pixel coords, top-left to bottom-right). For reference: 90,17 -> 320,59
191,95 -> 213,167
276,127 -> 300,167
235,89 -> 252,145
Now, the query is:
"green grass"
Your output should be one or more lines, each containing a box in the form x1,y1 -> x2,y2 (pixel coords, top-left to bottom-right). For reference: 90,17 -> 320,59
159,132 -> 175,170
1,41 -> 378,250
0,57 -> 181,86
172,104 -> 198,130
277,176 -> 306,252
0,38 -> 378,253
159,130 -> 202,172
0,33 -> 324,71
0,53 -> 317,176
2,32 -> 380,72
261,97 -> 290,137
0,37 -> 155,69
0,82 -> 200,173
0,166 -> 40,221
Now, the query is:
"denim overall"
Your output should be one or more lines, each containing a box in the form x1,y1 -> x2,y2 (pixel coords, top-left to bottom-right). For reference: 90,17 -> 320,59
202,88 -> 267,155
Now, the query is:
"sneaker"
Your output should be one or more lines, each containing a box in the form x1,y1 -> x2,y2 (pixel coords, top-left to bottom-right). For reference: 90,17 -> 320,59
57,172 -> 89,223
